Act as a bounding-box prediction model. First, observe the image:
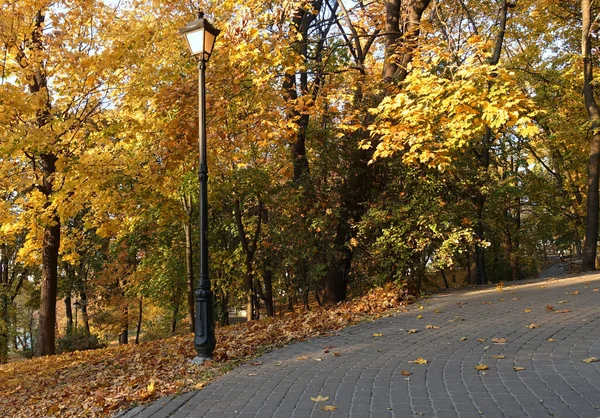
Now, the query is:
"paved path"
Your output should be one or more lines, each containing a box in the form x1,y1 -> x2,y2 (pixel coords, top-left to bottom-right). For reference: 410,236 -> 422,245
121,273 -> 600,418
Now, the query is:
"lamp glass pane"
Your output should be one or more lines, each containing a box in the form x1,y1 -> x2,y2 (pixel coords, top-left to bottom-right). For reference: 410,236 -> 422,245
185,29 -> 205,56
204,31 -> 216,56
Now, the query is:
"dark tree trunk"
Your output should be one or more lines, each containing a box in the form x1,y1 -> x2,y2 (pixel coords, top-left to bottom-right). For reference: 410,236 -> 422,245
23,10 -> 60,358
118,302 -> 128,345
323,220 -> 352,303
440,270 -> 449,289
234,198 -> 263,321
79,291 -> 90,336
135,297 -> 142,344
287,290 -> 294,312
65,296 -> 73,335
315,289 -> 322,307
262,265 -> 274,317
0,296 -> 8,364
37,217 -> 60,356
219,290 -> 229,326
303,288 -> 310,310
284,1 -> 325,183
253,285 -> 261,320
582,0 -> 600,271
474,201 -> 488,285
170,299 -> 179,334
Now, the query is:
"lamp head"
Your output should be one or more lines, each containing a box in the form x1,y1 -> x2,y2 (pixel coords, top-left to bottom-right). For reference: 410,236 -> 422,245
180,12 -> 221,61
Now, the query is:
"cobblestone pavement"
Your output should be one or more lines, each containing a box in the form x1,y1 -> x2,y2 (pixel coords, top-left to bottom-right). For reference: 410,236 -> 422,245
120,273 -> 600,418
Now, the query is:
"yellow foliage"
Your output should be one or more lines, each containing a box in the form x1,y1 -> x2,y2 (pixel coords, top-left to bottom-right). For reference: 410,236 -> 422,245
368,39 -> 540,170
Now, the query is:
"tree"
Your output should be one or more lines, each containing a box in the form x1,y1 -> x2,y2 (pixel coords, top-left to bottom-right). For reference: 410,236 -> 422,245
581,0 -> 600,271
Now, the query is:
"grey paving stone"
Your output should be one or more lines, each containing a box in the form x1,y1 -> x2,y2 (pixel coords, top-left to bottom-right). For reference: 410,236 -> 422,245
116,274 -> 600,418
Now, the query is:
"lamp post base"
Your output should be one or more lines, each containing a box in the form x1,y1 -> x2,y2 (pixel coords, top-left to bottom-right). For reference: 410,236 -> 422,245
194,287 -> 216,358
191,356 -> 211,365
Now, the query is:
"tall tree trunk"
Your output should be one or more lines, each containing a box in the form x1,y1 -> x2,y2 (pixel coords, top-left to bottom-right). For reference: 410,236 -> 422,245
119,301 -> 129,345
582,0 -> 600,271
65,296 -> 73,335
253,285 -> 261,320
323,220 -> 352,303
323,0 -> 431,304
219,290 -> 229,326
234,197 -> 263,321
262,263 -> 274,317
37,217 -> 60,356
27,9 -> 60,357
135,297 -> 142,344
181,194 -> 195,332
118,290 -> 128,345
284,1 -> 324,182
0,296 -> 8,364
1,249 -> 10,363
79,291 -> 90,337
440,270 -> 449,289
170,300 -> 179,334
245,271 -> 254,321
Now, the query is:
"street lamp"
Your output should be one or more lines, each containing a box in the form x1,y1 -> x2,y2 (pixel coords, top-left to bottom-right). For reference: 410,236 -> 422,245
180,11 -> 220,363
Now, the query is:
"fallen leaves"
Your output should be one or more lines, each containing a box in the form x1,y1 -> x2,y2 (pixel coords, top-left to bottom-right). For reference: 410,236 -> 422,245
513,366 -> 526,371
527,323 -> 540,329
492,355 -> 505,359
582,357 -> 598,363
322,405 -> 337,411
524,309 -> 532,313
146,379 -> 156,395
475,364 -> 488,370
372,333 -> 383,337
407,329 -> 418,334
412,358 -> 428,365
425,325 -> 440,329
416,314 -> 423,320
0,283 -> 412,418
311,395 -> 330,402
491,338 -> 508,344
401,370 -> 412,376
567,290 -> 579,295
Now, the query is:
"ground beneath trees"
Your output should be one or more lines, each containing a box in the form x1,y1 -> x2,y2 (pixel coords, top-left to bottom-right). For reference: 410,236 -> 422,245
0,284 -> 409,417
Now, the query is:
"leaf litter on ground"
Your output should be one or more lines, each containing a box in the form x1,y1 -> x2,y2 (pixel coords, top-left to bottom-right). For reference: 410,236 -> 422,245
0,283 -> 410,417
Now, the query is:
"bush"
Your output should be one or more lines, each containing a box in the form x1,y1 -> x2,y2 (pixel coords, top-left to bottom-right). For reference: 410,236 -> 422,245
57,330 -> 105,353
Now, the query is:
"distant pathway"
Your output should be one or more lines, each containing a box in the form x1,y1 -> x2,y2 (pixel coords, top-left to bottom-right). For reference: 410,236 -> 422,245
121,273 -> 600,417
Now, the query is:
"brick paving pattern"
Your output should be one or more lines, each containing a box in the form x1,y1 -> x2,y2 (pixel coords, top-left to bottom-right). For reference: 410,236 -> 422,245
119,273 -> 600,417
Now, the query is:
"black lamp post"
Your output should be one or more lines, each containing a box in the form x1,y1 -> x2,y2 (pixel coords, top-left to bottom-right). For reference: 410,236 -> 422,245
180,12 -> 220,363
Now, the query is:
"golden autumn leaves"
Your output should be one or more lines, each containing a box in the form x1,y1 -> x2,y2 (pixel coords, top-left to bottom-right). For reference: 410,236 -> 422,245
363,37 -> 540,170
